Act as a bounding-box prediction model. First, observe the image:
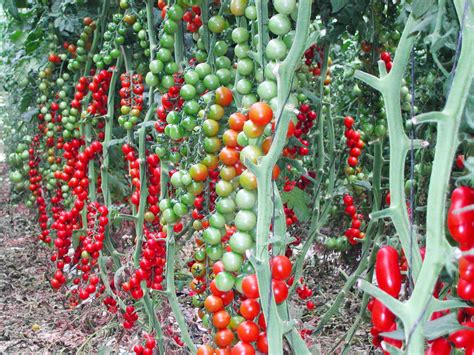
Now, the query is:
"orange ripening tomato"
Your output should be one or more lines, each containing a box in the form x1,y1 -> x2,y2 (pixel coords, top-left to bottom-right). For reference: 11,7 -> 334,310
229,112 -> 247,131
215,87 -> 233,107
249,102 -> 273,126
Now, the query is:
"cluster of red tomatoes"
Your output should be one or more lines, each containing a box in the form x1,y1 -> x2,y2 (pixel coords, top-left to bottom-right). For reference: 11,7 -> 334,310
71,76 -> 90,110
182,6 -> 202,33
303,44 -> 332,84
28,138 -> 51,243
123,305 -> 139,330
118,73 -> 145,130
380,51 -> 392,73
368,246 -> 402,353
133,333 -> 157,355
448,187 -> 474,301
69,202 -> 108,303
50,140 -> 103,290
87,69 -> 112,116
195,256 -> 293,355
48,53 -> 62,64
103,295 -> 118,314
155,73 -> 186,133
343,116 -> 365,169
342,194 -> 365,245
295,280 -> 315,310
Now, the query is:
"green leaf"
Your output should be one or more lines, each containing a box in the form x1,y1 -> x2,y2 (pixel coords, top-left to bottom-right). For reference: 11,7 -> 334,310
352,180 -> 372,191
424,312 -> 467,340
72,229 -> 85,249
9,29 -> 25,42
20,107 -> 38,121
104,137 -> 128,150
331,0 -> 350,13
281,187 -> 310,222
462,81 -> 474,129
3,0 -> 21,20
379,329 -> 404,340
412,0 -> 435,18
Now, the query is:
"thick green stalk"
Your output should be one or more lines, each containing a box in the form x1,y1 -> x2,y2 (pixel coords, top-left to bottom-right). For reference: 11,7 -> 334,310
403,3 -> 473,352
165,230 -> 196,353
132,106 -> 156,267
247,2 -> 312,354
132,0 -> 158,267
131,2 -> 165,352
313,142 -> 383,336
100,56 -> 123,268
355,15 -> 423,279
255,0 -> 269,69
354,3 -> 473,352
290,99 -> 338,297
311,43 -> 330,174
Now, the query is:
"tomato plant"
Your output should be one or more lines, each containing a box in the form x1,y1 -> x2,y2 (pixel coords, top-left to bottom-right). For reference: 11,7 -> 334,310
0,0 -> 473,353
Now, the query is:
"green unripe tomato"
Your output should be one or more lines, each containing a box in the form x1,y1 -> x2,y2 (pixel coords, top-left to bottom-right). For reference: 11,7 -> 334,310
215,180 -> 233,197
209,213 -> 226,229
214,40 -> 229,56
265,39 -> 287,60
235,210 -> 257,231
216,68 -> 232,85
180,84 -> 197,100
149,59 -> 164,74
269,14 -> 291,35
214,271 -> 235,292
184,70 -> 199,85
216,56 -> 232,69
202,227 -> 221,245
167,4 -> 184,21
229,232 -> 253,254
216,197 -> 236,214
195,63 -> 212,79
206,244 -> 223,261
236,79 -> 252,95
208,15 -> 225,33
183,100 -> 200,115
237,58 -> 254,76
245,5 -> 257,20
144,72 -> 158,87
234,44 -> 250,59
257,80 -> 277,101
222,252 -> 243,272
235,189 -> 257,210
274,0 -> 296,14
203,74 -> 220,90
232,27 -> 250,44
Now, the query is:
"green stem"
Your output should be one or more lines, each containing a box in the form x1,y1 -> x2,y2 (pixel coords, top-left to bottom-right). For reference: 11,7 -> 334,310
101,56 -> 123,268
404,3 -> 473,352
132,106 -> 156,268
255,0 -> 269,69
313,142 -> 383,336
248,2 -> 312,354
165,230 -> 196,353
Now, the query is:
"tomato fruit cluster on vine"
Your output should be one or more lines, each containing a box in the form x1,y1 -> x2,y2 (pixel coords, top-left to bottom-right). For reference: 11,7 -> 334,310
2,0 -> 473,353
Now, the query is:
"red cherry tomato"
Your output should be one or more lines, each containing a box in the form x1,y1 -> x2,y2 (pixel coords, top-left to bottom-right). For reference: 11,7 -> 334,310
270,255 -> 292,281
240,299 -> 261,320
425,338 -> 452,355
272,280 -> 289,304
242,274 -> 259,299
248,102 -> 273,127
237,321 -> 259,342
375,246 -> 401,297
371,299 -> 395,332
447,186 -> 474,247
